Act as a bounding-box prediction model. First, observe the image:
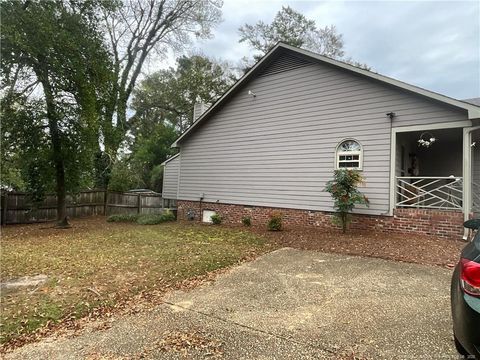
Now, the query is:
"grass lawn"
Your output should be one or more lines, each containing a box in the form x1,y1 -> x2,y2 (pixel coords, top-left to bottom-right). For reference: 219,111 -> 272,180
0,217 -> 269,346
1,215 -> 464,349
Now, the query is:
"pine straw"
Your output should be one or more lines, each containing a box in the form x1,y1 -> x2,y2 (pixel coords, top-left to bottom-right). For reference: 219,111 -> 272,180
248,225 -> 465,268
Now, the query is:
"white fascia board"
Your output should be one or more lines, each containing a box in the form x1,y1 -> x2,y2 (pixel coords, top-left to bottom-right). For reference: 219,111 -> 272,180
160,153 -> 180,166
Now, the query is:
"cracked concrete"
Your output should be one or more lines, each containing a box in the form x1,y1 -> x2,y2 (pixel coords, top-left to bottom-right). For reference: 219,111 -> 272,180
4,249 -> 458,359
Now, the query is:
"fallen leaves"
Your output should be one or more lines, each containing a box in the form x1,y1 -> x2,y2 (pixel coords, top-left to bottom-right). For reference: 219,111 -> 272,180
84,330 -> 223,359
249,226 -> 465,268
1,218 -> 266,351
146,330 -> 223,357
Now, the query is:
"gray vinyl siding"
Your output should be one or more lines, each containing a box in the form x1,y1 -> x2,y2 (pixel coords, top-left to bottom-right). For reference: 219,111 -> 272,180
177,53 -> 469,215
162,156 -> 179,199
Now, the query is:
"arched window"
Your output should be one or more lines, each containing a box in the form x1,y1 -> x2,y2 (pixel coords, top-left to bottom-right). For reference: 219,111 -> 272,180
336,139 -> 363,170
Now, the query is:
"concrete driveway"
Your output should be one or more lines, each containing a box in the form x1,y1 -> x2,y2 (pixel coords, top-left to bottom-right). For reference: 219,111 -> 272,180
6,248 -> 457,359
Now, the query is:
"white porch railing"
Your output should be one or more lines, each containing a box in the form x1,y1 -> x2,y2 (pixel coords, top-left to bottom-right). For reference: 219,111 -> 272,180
395,177 -> 463,210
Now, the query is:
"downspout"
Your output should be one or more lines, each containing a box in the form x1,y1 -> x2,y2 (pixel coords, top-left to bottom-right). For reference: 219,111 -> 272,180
388,112 -> 396,216
199,193 -> 204,222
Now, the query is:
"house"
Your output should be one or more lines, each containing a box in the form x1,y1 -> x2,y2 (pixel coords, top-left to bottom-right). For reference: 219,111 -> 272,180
162,42 -> 480,239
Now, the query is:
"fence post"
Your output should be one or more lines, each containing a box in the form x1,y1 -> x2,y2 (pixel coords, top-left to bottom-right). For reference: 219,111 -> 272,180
3,192 -> 7,225
137,194 -> 141,214
103,190 -> 108,216
1,193 -> 6,225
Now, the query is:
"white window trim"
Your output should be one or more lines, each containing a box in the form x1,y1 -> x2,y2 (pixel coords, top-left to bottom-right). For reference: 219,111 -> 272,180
335,139 -> 363,171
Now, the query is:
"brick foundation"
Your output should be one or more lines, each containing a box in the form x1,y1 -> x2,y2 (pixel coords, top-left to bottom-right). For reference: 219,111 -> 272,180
177,200 -> 465,240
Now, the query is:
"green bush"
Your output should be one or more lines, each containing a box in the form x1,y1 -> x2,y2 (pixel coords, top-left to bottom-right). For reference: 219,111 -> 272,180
160,209 -> 176,222
267,212 -> 282,231
242,216 -> 251,226
210,213 -> 222,225
107,210 -> 176,225
136,214 -> 163,225
107,214 -> 139,222
324,169 -> 369,233
136,210 -> 177,225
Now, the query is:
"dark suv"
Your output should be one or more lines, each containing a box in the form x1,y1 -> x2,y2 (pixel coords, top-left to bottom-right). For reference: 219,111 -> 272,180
451,219 -> 480,358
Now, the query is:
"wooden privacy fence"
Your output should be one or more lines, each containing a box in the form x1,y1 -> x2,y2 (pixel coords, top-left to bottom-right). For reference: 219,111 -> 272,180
0,190 -> 174,225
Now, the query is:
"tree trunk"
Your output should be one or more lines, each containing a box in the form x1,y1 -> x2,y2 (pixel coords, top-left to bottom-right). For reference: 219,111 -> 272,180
42,75 -> 69,226
54,154 -> 67,223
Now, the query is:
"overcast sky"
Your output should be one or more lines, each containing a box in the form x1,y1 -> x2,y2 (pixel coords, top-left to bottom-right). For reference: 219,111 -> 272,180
178,0 -> 479,100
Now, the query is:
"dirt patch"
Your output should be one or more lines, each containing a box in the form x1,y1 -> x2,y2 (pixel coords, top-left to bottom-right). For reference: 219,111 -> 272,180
247,226 -> 465,267
1,275 -> 49,293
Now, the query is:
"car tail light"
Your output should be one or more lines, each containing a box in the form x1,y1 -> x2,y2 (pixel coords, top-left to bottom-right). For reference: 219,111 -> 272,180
460,258 -> 480,297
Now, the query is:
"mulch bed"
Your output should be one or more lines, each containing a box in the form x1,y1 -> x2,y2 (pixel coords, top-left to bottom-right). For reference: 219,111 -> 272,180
247,226 -> 467,268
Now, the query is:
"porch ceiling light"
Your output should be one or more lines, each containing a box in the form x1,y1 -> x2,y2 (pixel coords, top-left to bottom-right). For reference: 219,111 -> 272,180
418,132 -> 437,148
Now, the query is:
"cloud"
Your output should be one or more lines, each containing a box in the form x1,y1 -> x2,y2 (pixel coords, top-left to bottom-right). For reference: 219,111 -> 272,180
193,0 -> 479,99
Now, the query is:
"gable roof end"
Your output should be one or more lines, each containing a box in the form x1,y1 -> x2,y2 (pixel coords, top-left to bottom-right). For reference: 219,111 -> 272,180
161,153 -> 179,166
172,43 -> 480,147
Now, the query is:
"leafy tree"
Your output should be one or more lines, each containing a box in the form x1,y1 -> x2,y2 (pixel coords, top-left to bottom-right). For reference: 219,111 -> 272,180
131,55 -> 235,133
107,122 -> 176,193
149,165 -> 165,193
0,157 -> 24,191
0,98 -> 29,191
240,6 -> 344,61
107,159 -> 142,193
1,97 -> 52,198
122,55 -> 234,192
239,6 -> 369,69
129,122 -> 178,192
98,0 -> 223,162
1,0 -> 113,224
324,169 -> 370,233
